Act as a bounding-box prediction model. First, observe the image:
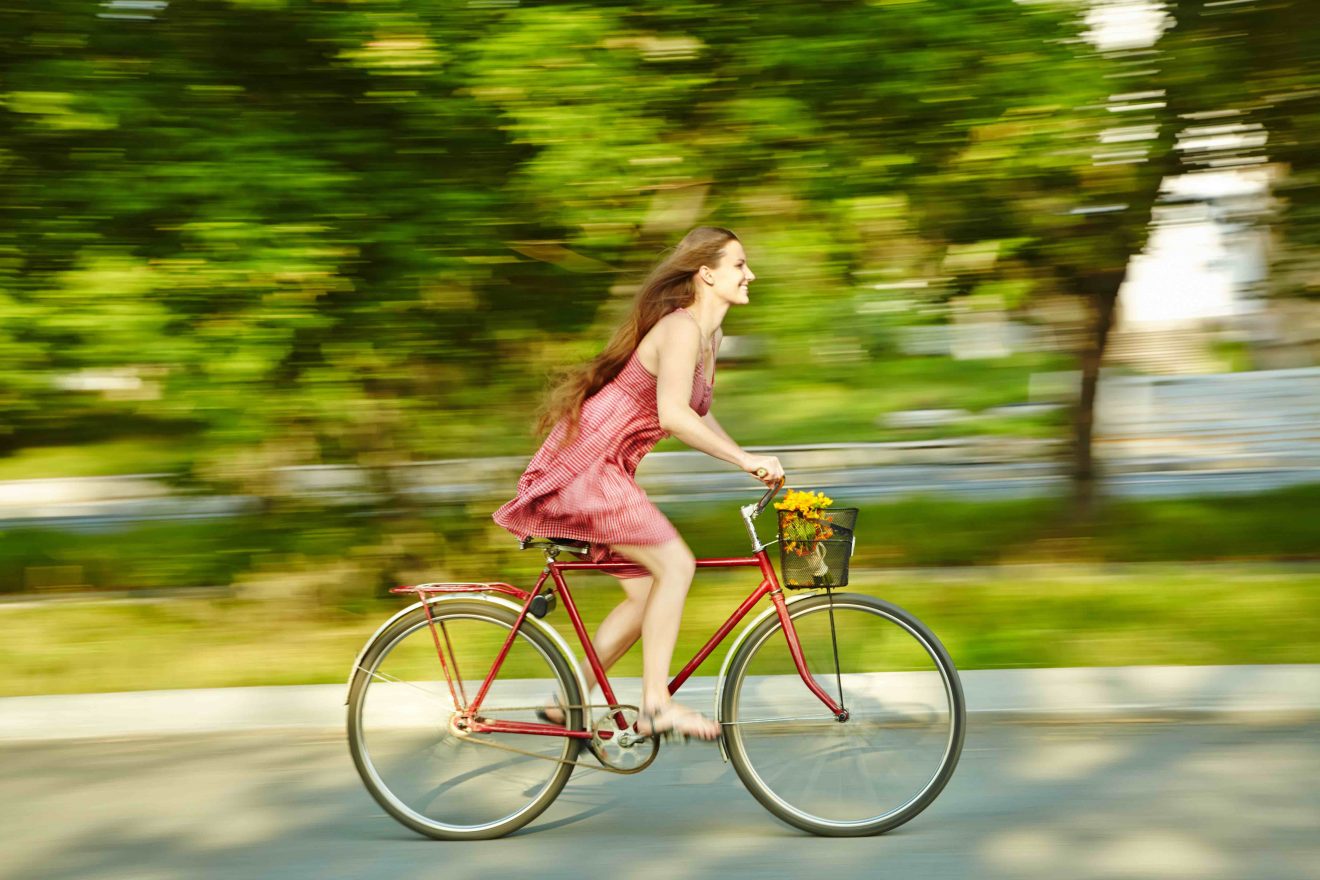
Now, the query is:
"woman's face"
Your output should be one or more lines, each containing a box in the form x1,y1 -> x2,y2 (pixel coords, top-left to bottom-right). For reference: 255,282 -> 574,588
701,239 -> 755,306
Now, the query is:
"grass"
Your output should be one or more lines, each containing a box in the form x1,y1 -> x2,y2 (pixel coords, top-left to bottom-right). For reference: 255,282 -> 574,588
2,473 -> 1316,696
3,564 -> 1317,696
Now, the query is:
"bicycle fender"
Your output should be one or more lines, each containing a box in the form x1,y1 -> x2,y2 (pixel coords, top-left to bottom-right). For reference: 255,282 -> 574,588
712,591 -> 823,762
345,594 -> 590,705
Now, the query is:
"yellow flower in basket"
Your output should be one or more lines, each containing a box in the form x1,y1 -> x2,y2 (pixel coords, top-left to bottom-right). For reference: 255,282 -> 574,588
775,489 -> 856,588
775,489 -> 837,558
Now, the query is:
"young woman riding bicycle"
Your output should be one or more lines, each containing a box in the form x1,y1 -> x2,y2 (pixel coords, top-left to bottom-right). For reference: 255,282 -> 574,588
492,226 -> 784,741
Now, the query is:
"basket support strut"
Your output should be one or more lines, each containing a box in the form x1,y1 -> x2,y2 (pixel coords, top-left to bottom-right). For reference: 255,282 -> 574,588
826,589 -> 845,714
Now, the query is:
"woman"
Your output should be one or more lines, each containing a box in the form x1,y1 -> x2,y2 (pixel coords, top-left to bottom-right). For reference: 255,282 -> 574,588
493,226 -> 784,741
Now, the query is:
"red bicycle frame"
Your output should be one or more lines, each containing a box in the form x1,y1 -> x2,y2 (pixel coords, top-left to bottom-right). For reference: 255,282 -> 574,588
390,545 -> 846,741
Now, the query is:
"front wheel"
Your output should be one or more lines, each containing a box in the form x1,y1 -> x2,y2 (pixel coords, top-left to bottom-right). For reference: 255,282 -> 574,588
347,600 -> 584,840
720,593 -> 965,836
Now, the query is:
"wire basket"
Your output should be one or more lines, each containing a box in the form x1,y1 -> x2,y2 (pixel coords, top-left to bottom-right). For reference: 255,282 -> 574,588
777,507 -> 858,588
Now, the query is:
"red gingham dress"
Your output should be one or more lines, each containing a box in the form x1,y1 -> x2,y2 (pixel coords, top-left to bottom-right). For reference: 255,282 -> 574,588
493,312 -> 714,579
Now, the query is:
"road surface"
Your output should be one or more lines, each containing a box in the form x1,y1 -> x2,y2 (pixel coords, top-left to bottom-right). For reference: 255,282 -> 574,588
3,721 -> 1317,880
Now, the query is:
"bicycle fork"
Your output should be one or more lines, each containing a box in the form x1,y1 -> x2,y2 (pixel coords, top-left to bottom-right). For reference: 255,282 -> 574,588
769,589 -> 848,720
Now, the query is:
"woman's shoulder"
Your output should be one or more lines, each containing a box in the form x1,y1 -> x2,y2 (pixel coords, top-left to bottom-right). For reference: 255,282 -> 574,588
636,310 -> 703,374
650,309 -> 704,345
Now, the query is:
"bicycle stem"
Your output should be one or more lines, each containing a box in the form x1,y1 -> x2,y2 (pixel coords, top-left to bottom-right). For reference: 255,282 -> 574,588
740,476 -> 785,552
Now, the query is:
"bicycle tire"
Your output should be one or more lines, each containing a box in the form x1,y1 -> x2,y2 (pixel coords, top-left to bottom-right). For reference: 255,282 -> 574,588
720,593 -> 965,837
347,600 -> 583,840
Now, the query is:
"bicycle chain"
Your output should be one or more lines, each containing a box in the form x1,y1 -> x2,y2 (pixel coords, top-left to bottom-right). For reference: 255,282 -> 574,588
450,703 -> 661,775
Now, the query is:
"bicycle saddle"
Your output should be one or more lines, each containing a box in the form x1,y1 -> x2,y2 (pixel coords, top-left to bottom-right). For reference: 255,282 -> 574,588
518,536 -> 591,556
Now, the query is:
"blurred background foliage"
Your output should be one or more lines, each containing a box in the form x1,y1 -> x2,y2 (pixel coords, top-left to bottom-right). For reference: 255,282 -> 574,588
1,0 -> 1318,609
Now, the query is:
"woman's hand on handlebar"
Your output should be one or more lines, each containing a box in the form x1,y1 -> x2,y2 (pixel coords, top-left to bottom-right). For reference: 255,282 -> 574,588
742,453 -> 784,486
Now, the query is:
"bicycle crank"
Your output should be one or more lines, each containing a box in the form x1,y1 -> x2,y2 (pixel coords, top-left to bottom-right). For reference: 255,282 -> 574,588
590,705 -> 659,774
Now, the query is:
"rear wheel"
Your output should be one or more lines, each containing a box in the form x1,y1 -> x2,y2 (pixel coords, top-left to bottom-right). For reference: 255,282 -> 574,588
347,600 -> 583,840
721,593 -> 964,836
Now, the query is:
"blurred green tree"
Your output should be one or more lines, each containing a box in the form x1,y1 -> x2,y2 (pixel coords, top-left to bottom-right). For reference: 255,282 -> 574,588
1,0 -> 1317,583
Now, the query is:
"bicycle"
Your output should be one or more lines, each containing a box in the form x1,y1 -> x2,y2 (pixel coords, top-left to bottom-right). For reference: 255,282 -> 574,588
346,479 -> 965,840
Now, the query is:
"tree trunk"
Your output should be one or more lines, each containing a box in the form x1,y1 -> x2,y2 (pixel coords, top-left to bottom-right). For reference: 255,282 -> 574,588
1071,273 -> 1123,521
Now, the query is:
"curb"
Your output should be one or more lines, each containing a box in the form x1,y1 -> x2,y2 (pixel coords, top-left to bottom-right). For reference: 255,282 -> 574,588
959,665 -> 1320,722
1,665 -> 1316,742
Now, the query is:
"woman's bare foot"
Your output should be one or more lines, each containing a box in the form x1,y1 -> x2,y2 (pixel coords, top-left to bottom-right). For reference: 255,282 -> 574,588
636,701 -> 721,741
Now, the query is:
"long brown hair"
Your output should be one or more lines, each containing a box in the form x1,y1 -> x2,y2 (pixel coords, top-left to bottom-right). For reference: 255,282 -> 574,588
537,226 -> 738,443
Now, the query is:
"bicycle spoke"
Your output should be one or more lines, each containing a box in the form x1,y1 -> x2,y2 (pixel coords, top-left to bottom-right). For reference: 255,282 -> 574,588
348,604 -> 585,840
720,713 -> 838,726
722,595 -> 964,835
357,664 -> 458,706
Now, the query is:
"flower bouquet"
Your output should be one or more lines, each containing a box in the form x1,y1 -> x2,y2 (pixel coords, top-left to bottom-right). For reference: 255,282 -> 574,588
774,489 -> 858,588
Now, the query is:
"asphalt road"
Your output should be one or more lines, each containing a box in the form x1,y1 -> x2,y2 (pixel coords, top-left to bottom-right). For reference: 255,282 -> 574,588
3,721 -> 1317,880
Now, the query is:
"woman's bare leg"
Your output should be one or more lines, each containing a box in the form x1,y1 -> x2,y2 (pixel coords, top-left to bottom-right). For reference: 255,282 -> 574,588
543,576 -> 650,723
611,538 -> 719,739
580,575 -> 651,695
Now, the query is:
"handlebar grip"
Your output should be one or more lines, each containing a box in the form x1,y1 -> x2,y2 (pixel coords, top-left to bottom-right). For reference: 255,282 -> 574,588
752,475 -> 786,518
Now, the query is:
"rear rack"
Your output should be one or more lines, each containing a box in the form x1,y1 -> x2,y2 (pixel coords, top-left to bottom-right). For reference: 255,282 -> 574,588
390,582 -> 533,602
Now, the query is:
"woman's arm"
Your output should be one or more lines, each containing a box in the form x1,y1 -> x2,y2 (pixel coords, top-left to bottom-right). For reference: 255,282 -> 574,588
654,317 -> 783,482
701,411 -> 737,447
